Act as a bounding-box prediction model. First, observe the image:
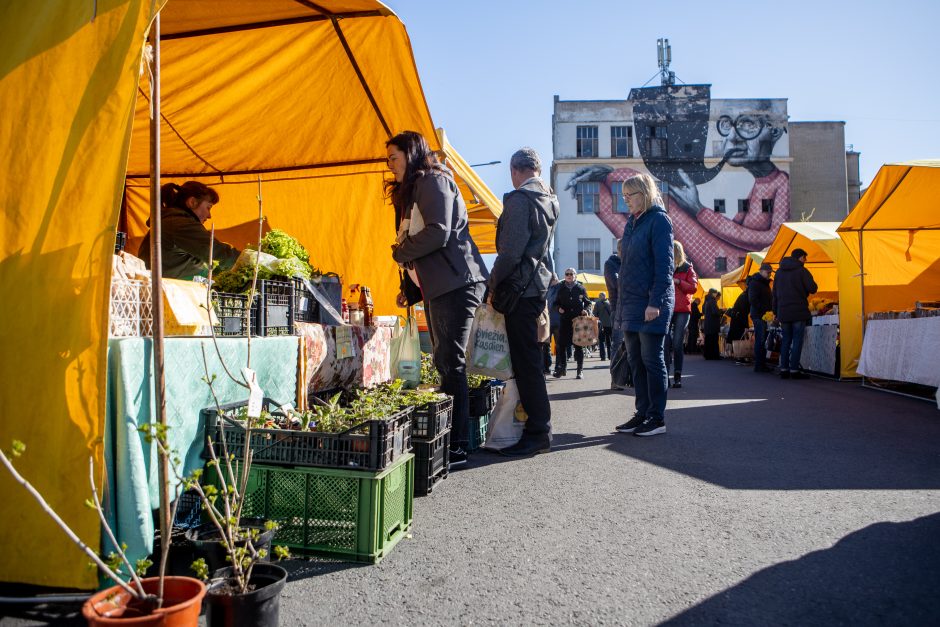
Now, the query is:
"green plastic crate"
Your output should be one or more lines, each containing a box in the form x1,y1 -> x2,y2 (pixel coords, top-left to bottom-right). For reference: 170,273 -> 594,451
468,413 -> 489,452
232,454 -> 414,563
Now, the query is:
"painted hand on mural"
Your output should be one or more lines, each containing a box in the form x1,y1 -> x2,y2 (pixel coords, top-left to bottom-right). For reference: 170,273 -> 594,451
669,168 -> 702,217
564,165 -> 614,197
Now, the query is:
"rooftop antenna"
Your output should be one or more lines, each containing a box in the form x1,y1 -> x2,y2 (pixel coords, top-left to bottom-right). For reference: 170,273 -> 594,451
657,38 -> 675,86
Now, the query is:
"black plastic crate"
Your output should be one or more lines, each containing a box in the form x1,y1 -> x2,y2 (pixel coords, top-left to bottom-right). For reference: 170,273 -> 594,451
212,291 -> 255,337
411,396 -> 453,439
203,397 -> 413,471
255,279 -> 294,336
469,380 -> 502,417
413,429 -> 449,497
293,275 -> 342,324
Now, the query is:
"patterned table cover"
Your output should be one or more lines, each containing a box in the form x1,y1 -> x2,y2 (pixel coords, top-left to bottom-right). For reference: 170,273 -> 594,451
800,323 -> 839,376
858,317 -> 940,387
297,322 -> 392,402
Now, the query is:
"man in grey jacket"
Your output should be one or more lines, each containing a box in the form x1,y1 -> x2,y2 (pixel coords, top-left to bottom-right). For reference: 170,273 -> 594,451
489,147 -> 559,457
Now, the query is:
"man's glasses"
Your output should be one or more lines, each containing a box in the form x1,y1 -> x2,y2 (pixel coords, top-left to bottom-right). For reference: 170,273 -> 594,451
717,114 -> 765,140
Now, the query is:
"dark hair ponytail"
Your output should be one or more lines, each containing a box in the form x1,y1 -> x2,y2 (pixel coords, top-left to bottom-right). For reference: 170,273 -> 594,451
384,131 -> 447,211
161,181 -> 219,212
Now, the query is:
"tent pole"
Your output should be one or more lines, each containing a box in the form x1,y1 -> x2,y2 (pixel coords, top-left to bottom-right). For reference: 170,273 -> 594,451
147,12 -> 171,596
858,231 -> 866,332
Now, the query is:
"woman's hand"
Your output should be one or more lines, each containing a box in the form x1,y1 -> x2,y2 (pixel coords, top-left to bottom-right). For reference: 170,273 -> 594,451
644,306 -> 660,322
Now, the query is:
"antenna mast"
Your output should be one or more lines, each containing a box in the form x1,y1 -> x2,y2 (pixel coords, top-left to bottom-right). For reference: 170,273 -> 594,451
657,38 -> 675,86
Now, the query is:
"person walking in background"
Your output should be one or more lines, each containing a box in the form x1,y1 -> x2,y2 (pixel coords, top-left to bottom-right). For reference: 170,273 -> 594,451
542,275 -> 561,375
772,248 -> 818,379
702,288 -> 723,360
553,267 -> 589,379
488,147 -> 559,457
727,290 -> 751,363
686,297 -> 702,354
669,241 -> 697,388
594,292 -> 613,360
605,241 -> 632,389
747,262 -> 774,373
614,173 -> 674,437
387,130 -> 489,467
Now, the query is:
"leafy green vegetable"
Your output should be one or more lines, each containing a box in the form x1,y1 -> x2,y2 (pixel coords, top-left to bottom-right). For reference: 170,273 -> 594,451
260,229 -> 309,263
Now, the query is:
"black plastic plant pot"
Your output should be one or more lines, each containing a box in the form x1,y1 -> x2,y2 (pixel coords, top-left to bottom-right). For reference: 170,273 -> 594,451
185,518 -> 276,576
207,562 -> 288,627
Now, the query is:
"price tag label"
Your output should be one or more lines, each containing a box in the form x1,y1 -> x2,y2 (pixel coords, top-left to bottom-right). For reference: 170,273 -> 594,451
242,367 -> 264,418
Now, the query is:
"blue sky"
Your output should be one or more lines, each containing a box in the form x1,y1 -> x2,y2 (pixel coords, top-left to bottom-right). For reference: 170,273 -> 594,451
383,0 -> 940,200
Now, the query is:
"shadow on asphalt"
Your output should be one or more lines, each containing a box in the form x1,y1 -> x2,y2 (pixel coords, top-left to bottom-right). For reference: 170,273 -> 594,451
281,556 -> 368,581
660,512 -> 940,626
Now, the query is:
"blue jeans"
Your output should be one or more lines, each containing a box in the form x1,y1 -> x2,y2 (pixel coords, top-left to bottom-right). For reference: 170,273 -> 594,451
751,313 -> 767,368
670,312 -> 690,374
425,282 -> 485,448
625,331 -> 668,421
780,320 -> 807,372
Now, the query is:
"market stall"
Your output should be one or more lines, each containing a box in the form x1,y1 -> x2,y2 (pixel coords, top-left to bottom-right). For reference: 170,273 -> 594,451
0,1 -> 502,587
721,249 -> 768,290
837,161 -> 940,399
762,222 -> 862,378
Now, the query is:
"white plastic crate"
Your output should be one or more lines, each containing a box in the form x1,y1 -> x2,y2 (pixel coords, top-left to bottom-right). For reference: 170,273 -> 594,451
109,277 -> 153,337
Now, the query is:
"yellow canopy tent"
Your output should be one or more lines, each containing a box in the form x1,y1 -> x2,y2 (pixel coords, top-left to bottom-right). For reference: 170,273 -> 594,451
837,161 -> 940,316
577,272 -> 608,299
695,278 -> 740,309
721,249 -> 767,290
763,222 -> 862,378
437,128 -> 501,252
0,0 -> 499,588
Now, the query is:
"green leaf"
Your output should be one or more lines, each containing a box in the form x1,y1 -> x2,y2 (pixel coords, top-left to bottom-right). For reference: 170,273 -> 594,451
190,558 -> 209,580
135,558 -> 153,576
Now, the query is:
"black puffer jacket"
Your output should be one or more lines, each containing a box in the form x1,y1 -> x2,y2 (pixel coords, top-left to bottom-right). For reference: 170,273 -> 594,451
746,272 -> 773,316
772,257 -> 818,322
554,281 -> 588,319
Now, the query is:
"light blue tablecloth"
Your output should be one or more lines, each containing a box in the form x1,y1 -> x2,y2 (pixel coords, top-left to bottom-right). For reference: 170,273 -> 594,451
104,336 -> 298,565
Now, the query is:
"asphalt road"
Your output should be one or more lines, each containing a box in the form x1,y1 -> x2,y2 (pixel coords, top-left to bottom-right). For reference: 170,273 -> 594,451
4,353 -> 940,626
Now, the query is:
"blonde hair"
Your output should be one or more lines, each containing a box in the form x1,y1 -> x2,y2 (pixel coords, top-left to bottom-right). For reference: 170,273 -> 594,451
674,241 -> 687,266
621,173 -> 663,213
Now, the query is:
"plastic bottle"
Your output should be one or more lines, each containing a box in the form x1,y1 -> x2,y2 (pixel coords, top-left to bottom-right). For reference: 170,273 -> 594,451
341,298 -> 349,323
347,284 -> 361,325
359,286 -> 374,327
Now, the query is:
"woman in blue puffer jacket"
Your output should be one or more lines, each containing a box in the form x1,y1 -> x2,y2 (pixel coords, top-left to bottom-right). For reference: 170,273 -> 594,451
614,173 -> 675,437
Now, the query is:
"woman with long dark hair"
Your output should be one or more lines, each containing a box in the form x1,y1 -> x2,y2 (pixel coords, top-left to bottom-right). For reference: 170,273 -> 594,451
386,131 -> 488,466
138,181 -> 240,280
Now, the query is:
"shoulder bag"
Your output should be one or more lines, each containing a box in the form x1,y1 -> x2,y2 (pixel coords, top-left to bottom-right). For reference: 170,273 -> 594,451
491,195 -> 552,315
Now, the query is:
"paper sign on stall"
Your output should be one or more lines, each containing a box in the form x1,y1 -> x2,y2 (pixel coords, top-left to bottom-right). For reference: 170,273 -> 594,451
335,325 -> 357,360
241,367 -> 264,418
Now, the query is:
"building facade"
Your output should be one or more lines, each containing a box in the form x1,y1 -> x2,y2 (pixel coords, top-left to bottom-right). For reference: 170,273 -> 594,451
552,86 -> 855,278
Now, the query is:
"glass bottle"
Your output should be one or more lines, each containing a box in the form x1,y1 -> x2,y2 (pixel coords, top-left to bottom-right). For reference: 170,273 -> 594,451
359,286 -> 374,327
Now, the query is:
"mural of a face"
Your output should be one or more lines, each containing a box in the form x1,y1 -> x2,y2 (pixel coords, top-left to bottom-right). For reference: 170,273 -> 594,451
717,114 -> 783,166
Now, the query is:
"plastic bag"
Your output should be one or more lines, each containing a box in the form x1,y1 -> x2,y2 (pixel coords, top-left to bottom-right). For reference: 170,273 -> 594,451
232,249 -> 281,274
483,379 -> 524,450
466,304 -> 514,379
390,317 -> 421,388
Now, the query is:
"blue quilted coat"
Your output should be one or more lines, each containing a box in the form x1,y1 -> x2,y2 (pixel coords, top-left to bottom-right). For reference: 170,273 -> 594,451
616,205 -> 675,335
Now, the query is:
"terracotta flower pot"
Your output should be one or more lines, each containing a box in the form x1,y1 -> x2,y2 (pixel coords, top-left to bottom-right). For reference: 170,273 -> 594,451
82,576 -> 206,626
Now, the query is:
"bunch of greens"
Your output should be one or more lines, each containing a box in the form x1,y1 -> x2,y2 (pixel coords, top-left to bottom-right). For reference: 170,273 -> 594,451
420,352 -> 440,386
260,229 -> 309,264
467,373 -> 491,389
212,229 -> 314,293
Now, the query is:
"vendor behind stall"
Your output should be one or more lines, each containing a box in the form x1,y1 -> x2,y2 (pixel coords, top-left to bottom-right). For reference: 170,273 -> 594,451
138,181 -> 240,280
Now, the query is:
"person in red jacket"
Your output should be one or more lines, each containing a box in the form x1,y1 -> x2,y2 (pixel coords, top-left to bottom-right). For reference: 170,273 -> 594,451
670,241 -> 698,388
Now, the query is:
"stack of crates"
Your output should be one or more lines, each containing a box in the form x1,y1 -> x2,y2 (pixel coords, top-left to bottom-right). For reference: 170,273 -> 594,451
410,396 -> 452,496
203,399 -> 414,563
467,380 -> 502,452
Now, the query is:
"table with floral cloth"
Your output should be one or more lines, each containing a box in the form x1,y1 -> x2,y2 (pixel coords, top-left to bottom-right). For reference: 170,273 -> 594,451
858,317 -> 940,387
800,321 -> 839,376
296,322 -> 393,405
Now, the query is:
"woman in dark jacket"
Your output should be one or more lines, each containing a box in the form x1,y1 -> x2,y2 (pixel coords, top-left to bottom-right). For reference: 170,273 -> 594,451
686,298 -> 702,354
702,289 -> 723,360
387,131 -> 489,465
614,173 -> 674,437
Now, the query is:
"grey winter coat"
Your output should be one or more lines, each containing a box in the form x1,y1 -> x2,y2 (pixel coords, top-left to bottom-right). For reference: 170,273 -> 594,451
772,257 -> 818,323
392,170 -> 489,301
488,177 -> 559,299
617,205 -> 675,334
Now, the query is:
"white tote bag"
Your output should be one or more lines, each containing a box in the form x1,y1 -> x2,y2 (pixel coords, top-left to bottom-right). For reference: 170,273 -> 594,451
466,304 -> 514,379
483,379 -> 525,450
390,317 -> 422,388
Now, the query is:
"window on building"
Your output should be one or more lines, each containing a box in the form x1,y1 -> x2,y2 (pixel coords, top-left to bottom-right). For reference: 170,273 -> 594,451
738,199 -> 749,213
715,257 -> 727,272
576,126 -> 598,158
657,180 -> 669,200
576,181 -> 600,214
762,198 -> 774,213
610,181 -> 629,213
610,126 -> 633,158
714,199 -> 726,213
578,239 -> 601,272
738,257 -> 746,267
646,125 -> 668,157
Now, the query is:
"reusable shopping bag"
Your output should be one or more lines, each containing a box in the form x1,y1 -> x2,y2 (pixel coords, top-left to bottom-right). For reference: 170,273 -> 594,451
537,303 -> 551,343
483,379 -> 525,450
572,315 -> 599,347
390,316 -> 422,388
466,304 -> 514,379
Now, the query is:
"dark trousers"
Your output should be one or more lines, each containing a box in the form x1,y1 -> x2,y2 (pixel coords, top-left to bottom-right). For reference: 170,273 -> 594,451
625,331 -> 668,421
505,296 -> 551,436
598,326 -> 613,360
780,320 -> 808,372
543,323 -> 560,372
425,282 -> 485,448
556,316 -> 583,374
751,313 -> 767,368
703,333 -> 721,360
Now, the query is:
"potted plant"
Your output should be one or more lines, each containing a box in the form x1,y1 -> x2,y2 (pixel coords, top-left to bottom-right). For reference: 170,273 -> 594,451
0,441 -> 206,626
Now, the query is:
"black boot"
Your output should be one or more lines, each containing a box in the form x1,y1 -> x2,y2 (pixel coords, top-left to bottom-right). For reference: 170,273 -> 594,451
673,371 -> 682,388
499,433 -> 551,457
